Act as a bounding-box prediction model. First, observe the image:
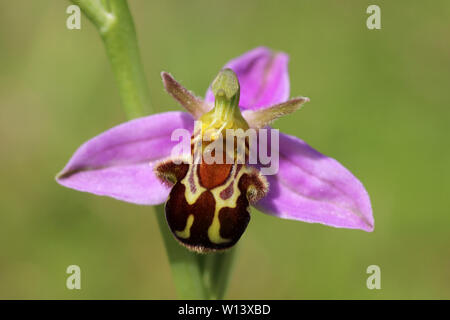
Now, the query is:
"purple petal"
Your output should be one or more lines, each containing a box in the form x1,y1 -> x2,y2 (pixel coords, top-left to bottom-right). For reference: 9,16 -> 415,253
57,111 -> 194,205
205,47 -> 290,110
255,132 -> 374,231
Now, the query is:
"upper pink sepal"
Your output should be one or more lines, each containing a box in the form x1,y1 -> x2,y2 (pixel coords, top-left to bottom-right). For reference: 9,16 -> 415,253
205,47 -> 290,110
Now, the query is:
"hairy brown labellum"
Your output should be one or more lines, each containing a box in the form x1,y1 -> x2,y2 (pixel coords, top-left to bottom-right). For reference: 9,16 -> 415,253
155,160 -> 267,253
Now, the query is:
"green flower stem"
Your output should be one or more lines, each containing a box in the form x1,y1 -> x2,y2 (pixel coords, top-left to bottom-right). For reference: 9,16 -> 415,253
71,0 -> 111,30
72,0 -> 149,118
155,209 -> 208,299
72,0 -> 236,299
200,249 -> 237,299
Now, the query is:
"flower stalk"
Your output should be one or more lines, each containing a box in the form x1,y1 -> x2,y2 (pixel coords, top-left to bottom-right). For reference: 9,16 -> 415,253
71,0 -> 232,299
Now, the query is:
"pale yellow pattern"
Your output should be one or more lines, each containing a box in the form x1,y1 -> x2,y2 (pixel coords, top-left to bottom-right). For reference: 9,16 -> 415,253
179,119 -> 253,244
175,214 -> 194,239
181,123 -> 207,205
208,165 -> 252,244
180,164 -> 206,205
177,163 -> 253,244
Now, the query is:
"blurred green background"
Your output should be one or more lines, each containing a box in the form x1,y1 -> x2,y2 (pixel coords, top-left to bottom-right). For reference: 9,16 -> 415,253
0,0 -> 449,299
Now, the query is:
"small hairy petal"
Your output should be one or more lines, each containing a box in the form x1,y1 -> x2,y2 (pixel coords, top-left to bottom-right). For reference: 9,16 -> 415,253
242,97 -> 309,128
56,111 -> 194,205
205,47 -> 290,110
255,132 -> 374,232
161,72 -> 210,118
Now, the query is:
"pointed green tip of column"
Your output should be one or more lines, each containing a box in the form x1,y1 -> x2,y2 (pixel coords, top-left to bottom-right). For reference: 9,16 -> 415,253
211,68 -> 240,101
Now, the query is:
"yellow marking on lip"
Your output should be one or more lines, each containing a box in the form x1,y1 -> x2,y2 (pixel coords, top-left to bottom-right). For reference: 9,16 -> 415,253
207,165 -> 253,244
181,123 -> 207,205
181,119 -> 255,245
208,209 -> 230,244
181,164 -> 206,205
175,214 -> 194,239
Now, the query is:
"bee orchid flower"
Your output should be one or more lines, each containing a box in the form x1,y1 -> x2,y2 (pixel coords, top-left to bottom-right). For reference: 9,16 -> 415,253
57,47 -> 373,253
